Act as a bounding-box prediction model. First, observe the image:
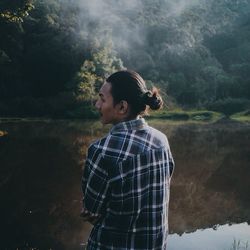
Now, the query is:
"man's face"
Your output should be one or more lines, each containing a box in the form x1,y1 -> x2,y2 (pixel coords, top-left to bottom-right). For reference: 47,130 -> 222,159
95,82 -> 120,125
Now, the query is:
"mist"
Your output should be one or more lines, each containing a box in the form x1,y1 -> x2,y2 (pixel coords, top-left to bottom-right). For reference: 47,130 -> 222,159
63,0 -> 242,62
1,0 -> 250,114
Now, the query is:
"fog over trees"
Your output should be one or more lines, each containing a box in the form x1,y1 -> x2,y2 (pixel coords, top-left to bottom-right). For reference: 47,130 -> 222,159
1,0 -> 250,117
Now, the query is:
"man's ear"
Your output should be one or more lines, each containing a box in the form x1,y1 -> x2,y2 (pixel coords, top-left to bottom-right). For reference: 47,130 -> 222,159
118,100 -> 129,114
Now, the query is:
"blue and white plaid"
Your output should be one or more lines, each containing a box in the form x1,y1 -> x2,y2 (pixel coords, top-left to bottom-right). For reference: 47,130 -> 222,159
82,118 -> 174,250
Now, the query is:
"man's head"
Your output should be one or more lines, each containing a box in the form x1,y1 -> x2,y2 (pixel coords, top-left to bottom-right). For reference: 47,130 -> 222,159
95,70 -> 163,125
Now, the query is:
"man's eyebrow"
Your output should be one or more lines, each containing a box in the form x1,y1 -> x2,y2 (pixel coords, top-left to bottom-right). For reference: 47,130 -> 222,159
99,93 -> 104,97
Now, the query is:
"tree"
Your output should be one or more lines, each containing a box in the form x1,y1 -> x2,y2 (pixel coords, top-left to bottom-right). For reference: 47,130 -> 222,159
0,0 -> 34,23
69,36 -> 124,103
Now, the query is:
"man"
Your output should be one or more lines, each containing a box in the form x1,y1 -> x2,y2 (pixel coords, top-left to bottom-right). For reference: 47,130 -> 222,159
81,70 -> 174,249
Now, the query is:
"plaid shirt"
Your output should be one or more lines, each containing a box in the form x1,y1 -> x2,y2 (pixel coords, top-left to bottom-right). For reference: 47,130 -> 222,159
82,118 -> 174,250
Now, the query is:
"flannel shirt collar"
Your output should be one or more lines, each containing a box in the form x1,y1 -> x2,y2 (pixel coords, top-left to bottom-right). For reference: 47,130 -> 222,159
110,117 -> 148,133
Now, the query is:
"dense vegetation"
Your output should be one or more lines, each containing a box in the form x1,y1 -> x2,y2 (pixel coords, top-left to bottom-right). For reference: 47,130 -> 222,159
1,0 -> 250,118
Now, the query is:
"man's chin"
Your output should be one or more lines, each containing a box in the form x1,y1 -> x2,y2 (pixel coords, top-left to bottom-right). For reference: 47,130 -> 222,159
99,114 -> 105,124
100,118 -> 108,125
100,119 -> 113,125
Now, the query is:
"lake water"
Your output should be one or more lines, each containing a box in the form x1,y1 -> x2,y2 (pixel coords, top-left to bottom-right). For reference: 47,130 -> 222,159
0,118 -> 249,249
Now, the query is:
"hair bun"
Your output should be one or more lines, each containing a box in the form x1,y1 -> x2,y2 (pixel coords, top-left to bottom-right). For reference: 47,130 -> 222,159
143,89 -> 163,110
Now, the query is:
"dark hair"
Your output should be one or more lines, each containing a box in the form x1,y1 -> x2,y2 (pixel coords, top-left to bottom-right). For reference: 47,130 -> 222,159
107,70 -> 163,116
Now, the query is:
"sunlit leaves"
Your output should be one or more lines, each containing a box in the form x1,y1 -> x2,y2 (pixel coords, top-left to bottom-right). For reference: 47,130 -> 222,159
0,0 -> 34,23
71,38 -> 124,102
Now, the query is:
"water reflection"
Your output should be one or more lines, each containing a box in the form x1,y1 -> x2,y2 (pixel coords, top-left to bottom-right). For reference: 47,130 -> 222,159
168,119 -> 250,236
168,223 -> 250,250
0,119 -> 249,249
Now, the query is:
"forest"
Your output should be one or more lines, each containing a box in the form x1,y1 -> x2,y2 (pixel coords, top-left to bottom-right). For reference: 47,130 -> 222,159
1,0 -> 250,118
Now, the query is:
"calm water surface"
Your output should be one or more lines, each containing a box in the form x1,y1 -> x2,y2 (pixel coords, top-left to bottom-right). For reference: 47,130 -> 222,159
0,118 -> 249,249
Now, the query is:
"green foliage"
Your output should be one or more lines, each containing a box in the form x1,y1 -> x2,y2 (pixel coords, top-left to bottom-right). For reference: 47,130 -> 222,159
0,0 -> 34,23
231,110 -> 250,122
0,0 -> 250,117
69,36 -> 124,103
65,104 -> 99,119
73,60 -> 97,102
148,110 -> 222,122
207,98 -> 250,116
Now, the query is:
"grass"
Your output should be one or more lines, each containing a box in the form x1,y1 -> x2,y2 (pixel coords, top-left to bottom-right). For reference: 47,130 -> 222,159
230,110 -> 250,122
147,109 -> 223,123
230,239 -> 249,250
1,109 -> 250,124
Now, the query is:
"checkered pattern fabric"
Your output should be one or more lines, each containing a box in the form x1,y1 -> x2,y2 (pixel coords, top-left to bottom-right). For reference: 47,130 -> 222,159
82,118 -> 174,250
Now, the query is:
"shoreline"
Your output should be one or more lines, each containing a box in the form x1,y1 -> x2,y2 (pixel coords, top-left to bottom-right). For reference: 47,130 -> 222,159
0,110 -> 249,124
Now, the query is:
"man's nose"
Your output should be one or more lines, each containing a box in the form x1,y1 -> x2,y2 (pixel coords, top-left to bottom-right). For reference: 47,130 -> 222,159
95,100 -> 100,109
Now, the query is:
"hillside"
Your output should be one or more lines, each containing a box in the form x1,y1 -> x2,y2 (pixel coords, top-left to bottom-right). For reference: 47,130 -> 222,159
1,0 -> 250,117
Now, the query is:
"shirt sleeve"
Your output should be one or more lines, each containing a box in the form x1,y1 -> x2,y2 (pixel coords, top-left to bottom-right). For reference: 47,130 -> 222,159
168,148 -> 175,178
81,144 -> 110,216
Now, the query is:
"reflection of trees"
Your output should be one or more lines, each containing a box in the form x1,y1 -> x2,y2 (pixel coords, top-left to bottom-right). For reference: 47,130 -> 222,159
0,120 -> 249,247
0,120 -> 104,249
168,120 -> 250,235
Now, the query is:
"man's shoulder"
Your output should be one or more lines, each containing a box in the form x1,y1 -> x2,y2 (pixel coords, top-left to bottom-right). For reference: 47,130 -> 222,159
89,133 -> 123,154
148,126 -> 166,137
147,126 -> 169,148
